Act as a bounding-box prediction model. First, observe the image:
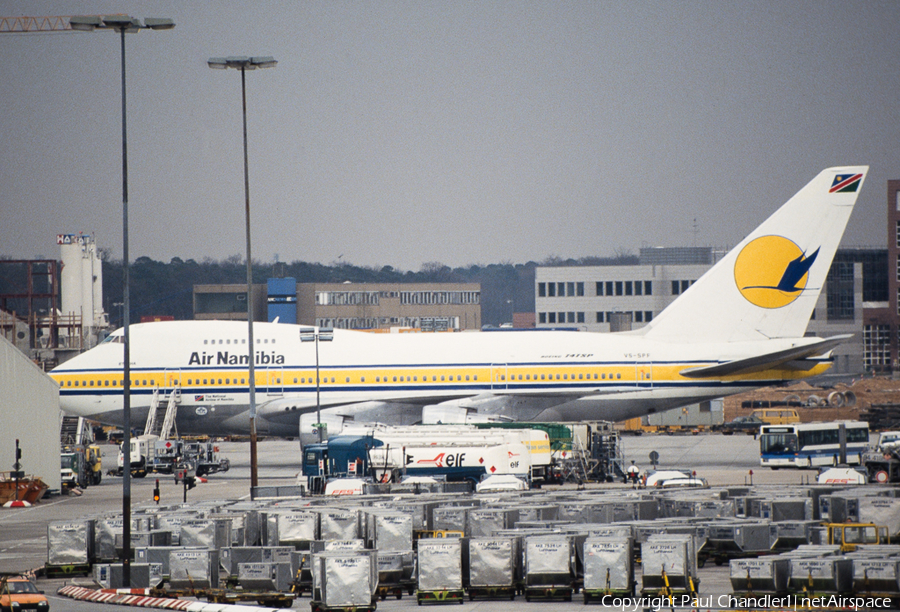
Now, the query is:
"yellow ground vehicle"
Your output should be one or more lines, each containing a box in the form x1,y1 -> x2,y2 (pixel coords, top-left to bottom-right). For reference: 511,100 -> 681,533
750,408 -> 799,425
85,444 -> 102,485
0,576 -> 50,612
825,522 -> 889,552
414,530 -> 464,542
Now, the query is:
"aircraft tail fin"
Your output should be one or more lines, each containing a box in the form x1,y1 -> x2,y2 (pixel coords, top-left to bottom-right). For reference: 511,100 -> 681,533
640,166 -> 867,343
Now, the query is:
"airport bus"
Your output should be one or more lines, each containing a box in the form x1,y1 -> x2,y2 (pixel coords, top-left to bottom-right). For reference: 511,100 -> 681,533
759,421 -> 870,468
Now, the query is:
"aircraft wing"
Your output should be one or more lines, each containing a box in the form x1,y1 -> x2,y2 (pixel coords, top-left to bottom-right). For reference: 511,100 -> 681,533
679,336 -> 851,379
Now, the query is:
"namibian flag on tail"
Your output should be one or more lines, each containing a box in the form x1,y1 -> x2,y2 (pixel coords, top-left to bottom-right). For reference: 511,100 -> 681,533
830,173 -> 863,193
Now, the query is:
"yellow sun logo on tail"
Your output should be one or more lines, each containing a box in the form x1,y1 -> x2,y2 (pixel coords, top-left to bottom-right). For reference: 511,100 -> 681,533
734,235 -> 818,309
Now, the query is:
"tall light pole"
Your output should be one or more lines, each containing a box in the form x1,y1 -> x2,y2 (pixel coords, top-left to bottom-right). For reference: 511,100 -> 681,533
70,14 -> 174,588
208,56 -> 277,492
300,327 -> 334,443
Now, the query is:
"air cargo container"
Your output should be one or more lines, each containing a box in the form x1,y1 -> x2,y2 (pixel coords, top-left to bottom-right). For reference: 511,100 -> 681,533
582,536 -> 634,602
417,538 -> 465,605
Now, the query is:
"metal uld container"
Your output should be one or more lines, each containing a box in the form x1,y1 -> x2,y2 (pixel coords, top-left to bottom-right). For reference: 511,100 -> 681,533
432,506 -> 469,534
365,511 -> 413,551
467,508 -> 518,538
377,550 -> 415,584
789,557 -> 853,593
417,539 -> 464,591
135,546 -> 206,579
583,524 -> 633,539
821,495 -> 858,524
211,510 -> 261,546
667,499 -> 736,519
631,523 -> 668,544
524,535 -> 574,587
392,501 -> 437,531
769,521 -> 818,550
168,549 -> 219,590
314,539 -> 366,553
514,504 -> 559,523
179,518 -> 231,550
557,502 -> 590,523
729,557 -> 791,594
266,511 -> 318,547
468,537 -> 520,588
313,507 -> 359,540
154,515 -> 196,546
47,520 -> 94,565
313,551 -> 378,608
612,499 -> 660,521
93,563 -> 162,589
706,523 -> 772,554
220,546 -> 293,576
759,499 -> 813,522
858,496 -> 900,537
850,557 -> 900,593
115,529 -> 171,554
94,518 -> 124,561
641,534 -> 694,591
583,536 -> 633,593
237,562 -> 293,592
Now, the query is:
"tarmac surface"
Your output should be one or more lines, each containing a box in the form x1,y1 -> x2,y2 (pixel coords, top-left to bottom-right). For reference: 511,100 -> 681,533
0,432 -> 809,611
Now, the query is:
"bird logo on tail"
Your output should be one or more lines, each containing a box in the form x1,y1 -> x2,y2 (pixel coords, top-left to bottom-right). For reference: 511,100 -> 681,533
734,235 -> 818,309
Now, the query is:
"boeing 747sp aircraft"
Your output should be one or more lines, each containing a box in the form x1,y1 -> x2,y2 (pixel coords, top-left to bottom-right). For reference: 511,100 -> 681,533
51,166 -> 867,439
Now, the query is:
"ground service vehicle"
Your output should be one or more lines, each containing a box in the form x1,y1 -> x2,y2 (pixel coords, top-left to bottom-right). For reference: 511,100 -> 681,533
117,434 -> 156,477
862,431 -> 900,483
117,436 -> 229,478
302,432 -> 532,489
60,451 -> 89,489
759,421 -> 869,468
59,416 -> 102,487
825,522 -> 889,552
369,441 -> 531,483
749,408 -> 800,425
84,445 -> 102,485
0,576 -> 49,612
183,440 -> 230,476
334,424 -> 550,482
879,431 -> 900,452
720,415 -> 765,435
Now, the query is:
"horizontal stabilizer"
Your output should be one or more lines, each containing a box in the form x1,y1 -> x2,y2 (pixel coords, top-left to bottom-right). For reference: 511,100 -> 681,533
679,336 -> 851,378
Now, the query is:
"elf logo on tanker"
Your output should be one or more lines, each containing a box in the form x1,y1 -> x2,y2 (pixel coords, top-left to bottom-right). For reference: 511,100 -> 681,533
733,235 -> 819,309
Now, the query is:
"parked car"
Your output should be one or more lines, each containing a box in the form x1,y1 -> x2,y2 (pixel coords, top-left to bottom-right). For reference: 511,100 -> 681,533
719,415 -> 765,435
1,577 -> 49,612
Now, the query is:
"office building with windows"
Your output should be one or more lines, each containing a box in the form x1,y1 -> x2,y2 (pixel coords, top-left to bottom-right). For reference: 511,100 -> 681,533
297,282 -> 481,331
535,247 -> 720,333
872,178 -> 900,371
193,283 -> 267,322
194,281 -> 481,332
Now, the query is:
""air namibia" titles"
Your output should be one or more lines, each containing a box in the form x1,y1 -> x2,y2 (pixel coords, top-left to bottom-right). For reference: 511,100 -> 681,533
187,351 -> 286,366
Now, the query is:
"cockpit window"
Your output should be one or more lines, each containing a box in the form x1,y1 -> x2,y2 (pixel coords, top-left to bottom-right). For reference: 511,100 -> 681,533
101,334 -> 124,344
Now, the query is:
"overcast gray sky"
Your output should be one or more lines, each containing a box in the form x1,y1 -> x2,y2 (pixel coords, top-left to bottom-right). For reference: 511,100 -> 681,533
2,1 -> 899,271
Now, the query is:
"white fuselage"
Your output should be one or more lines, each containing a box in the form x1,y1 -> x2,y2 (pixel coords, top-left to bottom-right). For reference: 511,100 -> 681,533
50,320 -> 831,437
